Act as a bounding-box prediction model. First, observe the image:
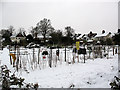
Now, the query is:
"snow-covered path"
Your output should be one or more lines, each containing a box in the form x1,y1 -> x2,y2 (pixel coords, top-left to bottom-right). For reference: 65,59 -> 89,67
18,54 -> 118,88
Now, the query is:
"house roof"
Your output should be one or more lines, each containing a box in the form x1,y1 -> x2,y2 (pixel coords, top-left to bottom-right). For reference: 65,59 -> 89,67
95,33 -> 109,38
87,40 -> 93,42
37,35 -> 43,38
16,32 -> 24,37
10,35 -> 16,38
1,28 -> 8,30
88,32 -> 97,37
76,34 -> 82,39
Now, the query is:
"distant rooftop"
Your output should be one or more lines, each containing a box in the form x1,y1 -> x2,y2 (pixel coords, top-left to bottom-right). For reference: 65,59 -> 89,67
95,33 -> 108,38
16,32 -> 24,37
1,28 -> 8,30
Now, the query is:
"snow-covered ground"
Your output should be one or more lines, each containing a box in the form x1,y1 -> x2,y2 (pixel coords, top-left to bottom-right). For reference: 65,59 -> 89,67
0,47 -> 118,88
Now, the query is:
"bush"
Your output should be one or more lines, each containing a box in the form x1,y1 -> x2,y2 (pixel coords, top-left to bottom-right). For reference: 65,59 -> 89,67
1,65 -> 39,89
110,76 -> 120,89
106,38 -> 113,45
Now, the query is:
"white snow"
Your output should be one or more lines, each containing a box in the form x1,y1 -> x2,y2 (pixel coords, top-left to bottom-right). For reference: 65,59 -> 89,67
0,47 -> 118,88
87,40 -> 93,42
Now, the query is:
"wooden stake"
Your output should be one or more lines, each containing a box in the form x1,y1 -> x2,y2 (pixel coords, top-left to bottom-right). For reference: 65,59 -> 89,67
77,50 -> 79,63
16,46 -> 20,71
33,48 -> 35,63
9,46 -> 12,65
13,45 -> 16,67
49,48 -> 52,68
58,48 -> 59,60
115,47 -> 118,54
65,46 -> 66,62
83,45 -> 85,63
38,48 -> 40,64
73,53 -> 75,64
113,45 -> 114,56
118,45 -> 120,78
107,46 -> 109,59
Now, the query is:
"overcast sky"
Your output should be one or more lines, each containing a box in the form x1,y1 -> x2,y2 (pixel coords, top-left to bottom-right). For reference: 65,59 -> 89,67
0,0 -> 119,34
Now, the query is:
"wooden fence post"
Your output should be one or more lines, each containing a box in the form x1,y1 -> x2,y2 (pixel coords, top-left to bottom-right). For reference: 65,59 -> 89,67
38,48 -> 40,64
16,46 -> 20,71
107,46 -> 109,59
65,46 -> 66,62
84,45 -> 85,63
49,48 -> 52,68
33,48 -> 35,63
9,46 -> 12,65
118,45 -> 120,78
113,45 -> 114,56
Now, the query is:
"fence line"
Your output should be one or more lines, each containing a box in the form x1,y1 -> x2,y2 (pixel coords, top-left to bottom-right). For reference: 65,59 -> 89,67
6,45 -> 118,71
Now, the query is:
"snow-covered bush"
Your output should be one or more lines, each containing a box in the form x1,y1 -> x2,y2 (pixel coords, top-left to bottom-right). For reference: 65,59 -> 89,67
110,76 -> 120,89
1,65 -> 25,89
1,65 -> 39,89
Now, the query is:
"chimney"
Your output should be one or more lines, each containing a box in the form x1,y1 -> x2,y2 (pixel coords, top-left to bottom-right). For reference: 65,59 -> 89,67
102,30 -> 105,34
118,29 -> 120,33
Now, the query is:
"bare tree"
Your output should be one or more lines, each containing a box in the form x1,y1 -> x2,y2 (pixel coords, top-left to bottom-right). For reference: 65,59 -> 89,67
18,27 -> 26,37
18,27 -> 25,33
8,25 -> 15,36
29,26 -> 39,39
65,26 -> 75,37
36,18 -> 54,43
